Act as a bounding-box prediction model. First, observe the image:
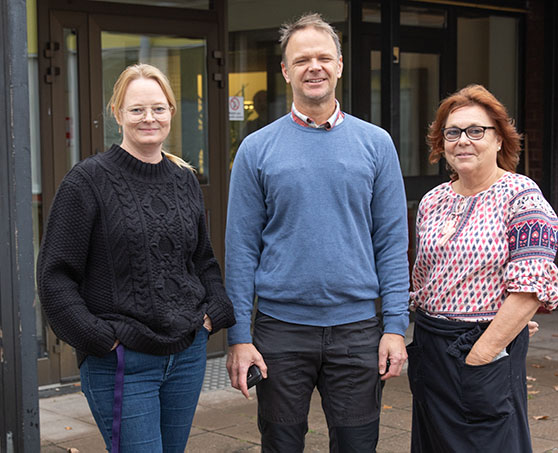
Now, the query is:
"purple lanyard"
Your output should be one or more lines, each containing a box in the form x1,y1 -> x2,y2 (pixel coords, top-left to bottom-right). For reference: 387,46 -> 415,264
111,344 -> 125,453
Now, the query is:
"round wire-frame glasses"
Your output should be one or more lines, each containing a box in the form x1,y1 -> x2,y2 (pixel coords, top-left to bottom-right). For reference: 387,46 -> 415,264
121,105 -> 173,123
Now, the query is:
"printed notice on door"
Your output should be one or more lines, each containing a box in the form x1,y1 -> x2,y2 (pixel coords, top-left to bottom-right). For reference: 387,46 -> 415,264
229,96 -> 244,121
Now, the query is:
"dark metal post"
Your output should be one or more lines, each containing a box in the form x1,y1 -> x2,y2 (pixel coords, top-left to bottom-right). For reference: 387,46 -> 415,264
349,0 -> 366,121
381,0 -> 400,149
0,0 -> 40,451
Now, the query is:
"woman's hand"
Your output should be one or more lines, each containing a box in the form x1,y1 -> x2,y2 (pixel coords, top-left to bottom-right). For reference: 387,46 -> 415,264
465,293 -> 540,365
527,320 -> 539,337
203,314 -> 213,332
111,339 -> 120,351
465,343 -> 494,366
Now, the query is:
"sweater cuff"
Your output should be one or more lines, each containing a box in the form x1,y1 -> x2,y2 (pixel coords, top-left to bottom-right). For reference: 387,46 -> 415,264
205,296 -> 235,334
382,313 -> 409,337
227,321 -> 252,345
85,319 -> 117,357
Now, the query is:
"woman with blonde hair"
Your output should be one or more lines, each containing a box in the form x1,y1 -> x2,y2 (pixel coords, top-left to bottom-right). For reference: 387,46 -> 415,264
408,84 -> 558,452
37,63 -> 235,452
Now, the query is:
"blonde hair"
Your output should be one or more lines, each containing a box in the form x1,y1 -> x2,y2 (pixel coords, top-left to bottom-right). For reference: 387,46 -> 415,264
108,63 -> 194,171
279,12 -> 342,64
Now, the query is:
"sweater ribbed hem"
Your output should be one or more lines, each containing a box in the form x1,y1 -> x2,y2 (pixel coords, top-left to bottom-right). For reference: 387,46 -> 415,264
113,321 -> 197,356
76,327 -> 197,367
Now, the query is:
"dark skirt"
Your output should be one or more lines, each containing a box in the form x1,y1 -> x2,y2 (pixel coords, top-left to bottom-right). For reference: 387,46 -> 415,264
407,309 -> 532,453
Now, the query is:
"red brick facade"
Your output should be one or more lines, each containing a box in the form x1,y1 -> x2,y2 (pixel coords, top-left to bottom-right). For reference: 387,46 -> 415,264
524,0 -> 545,185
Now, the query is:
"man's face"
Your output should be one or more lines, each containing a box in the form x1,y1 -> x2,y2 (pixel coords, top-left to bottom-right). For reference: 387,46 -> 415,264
281,27 -> 343,112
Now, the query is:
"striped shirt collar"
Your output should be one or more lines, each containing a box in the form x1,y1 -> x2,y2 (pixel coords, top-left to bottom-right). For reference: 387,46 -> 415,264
290,100 -> 345,130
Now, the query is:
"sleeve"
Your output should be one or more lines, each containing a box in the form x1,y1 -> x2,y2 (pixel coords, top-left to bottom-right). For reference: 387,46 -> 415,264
505,186 -> 558,310
225,142 -> 267,345
191,184 -> 235,333
36,174 -> 116,356
370,132 -> 410,335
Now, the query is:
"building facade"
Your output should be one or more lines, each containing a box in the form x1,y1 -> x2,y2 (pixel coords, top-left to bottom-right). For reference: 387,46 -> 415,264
1,0 -> 557,448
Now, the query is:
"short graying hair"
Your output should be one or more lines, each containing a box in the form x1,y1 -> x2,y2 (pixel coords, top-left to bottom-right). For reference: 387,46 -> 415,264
279,12 -> 342,64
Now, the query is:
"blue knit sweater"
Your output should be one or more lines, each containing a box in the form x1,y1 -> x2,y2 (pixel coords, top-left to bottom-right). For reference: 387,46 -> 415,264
226,113 -> 409,345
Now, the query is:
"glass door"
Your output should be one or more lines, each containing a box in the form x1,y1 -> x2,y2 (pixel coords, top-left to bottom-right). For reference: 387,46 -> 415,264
99,32 -> 210,182
360,3 -> 450,268
37,5 -> 227,385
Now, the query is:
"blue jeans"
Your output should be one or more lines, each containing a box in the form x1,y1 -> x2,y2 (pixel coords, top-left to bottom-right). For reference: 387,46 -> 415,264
80,328 -> 209,453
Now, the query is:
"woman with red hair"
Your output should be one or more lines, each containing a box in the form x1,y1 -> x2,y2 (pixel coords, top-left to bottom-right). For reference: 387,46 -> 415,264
408,84 -> 558,452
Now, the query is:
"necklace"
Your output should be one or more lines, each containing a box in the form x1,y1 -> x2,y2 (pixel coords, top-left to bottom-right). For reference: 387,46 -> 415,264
438,197 -> 467,246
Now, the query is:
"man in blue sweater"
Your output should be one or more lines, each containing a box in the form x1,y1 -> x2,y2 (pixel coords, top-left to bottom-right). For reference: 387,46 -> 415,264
225,12 -> 409,452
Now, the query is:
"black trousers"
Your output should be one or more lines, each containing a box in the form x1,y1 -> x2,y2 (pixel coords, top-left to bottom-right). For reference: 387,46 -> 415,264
253,312 -> 383,453
407,309 -> 532,453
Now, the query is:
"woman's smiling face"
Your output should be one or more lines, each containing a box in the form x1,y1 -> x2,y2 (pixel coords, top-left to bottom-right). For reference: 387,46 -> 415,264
443,104 -> 502,179
118,77 -> 172,154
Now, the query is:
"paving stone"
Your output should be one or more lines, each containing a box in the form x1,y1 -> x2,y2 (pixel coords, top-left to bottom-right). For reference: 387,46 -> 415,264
382,388 -> 413,410
40,441 -> 69,452
531,436 -> 558,453
377,431 -> 412,453
529,417 -> 558,441
219,421 -> 262,444
304,429 -> 330,451
39,410 -> 98,443
185,431 -> 259,452
39,393 -> 93,420
191,409 -> 241,431
376,407 -> 412,432
57,434 -> 108,453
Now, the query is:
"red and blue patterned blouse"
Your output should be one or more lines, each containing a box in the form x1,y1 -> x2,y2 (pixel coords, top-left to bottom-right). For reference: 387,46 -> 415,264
410,172 -> 558,321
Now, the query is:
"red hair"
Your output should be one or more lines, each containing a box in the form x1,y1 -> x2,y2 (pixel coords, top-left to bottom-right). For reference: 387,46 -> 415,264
427,84 -> 521,180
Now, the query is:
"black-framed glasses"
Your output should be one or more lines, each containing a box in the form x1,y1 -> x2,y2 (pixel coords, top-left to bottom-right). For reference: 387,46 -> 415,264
442,126 -> 495,142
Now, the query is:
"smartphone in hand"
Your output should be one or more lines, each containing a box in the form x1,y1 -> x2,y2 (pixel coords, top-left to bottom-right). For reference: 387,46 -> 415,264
247,364 -> 263,388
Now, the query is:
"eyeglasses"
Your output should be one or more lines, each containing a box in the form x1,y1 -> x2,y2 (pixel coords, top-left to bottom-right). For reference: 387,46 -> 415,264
442,126 -> 495,142
121,105 -> 173,123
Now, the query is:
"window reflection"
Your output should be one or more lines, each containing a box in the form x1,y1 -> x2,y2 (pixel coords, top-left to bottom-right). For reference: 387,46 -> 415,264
101,32 -> 209,183
228,0 -> 347,165
457,16 -> 518,119
400,52 -> 439,177
401,6 -> 446,28
370,50 -> 381,126
65,29 -> 80,169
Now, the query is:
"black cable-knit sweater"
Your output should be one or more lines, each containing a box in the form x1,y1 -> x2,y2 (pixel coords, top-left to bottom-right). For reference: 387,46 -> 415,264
37,144 -> 235,365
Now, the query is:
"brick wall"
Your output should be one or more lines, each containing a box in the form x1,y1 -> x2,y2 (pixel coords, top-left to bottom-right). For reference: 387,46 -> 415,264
524,0 -> 545,184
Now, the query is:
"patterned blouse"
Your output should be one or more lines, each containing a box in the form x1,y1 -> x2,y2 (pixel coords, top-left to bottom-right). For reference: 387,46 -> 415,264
410,172 -> 558,321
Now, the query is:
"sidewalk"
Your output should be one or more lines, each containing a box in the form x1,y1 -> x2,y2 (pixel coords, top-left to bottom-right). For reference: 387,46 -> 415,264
40,313 -> 558,452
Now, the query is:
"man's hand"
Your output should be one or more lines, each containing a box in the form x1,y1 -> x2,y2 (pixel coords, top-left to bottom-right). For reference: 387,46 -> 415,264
378,333 -> 407,381
226,343 -> 268,399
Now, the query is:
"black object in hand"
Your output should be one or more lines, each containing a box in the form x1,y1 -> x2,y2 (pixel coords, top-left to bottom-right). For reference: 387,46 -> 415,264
247,364 -> 263,388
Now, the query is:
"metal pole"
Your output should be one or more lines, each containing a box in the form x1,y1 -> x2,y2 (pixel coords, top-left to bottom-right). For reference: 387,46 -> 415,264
0,0 -> 40,451
381,0 -> 400,150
